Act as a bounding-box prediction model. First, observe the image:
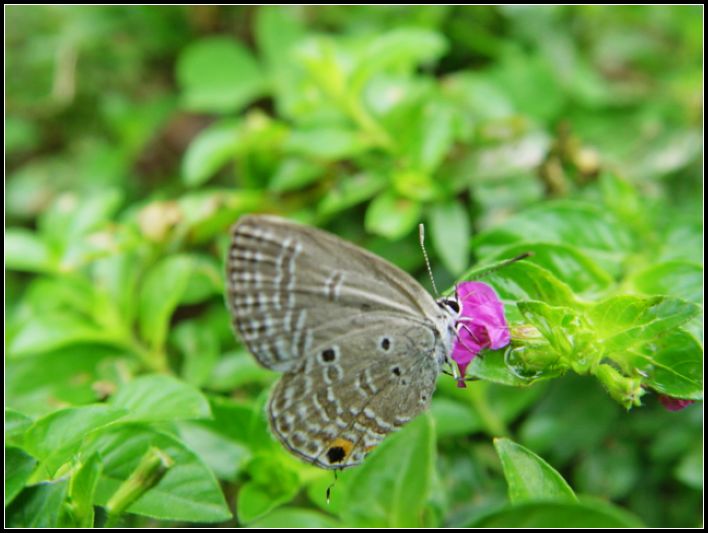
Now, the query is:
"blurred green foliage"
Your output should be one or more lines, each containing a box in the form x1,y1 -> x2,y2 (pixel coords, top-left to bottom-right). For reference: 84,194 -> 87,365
5,5 -> 702,528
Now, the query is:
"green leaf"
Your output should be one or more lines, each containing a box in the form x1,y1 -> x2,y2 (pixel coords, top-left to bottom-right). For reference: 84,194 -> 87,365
574,442 -> 640,499
92,251 -> 143,326
269,157 -> 324,193
473,201 -> 633,275
177,189 -> 265,244
431,397 -> 483,437
67,452 -> 102,527
285,126 -> 369,160
182,120 -> 241,187
519,376 -> 620,463
589,295 -> 700,352
350,28 -> 447,93
206,349 -> 275,391
318,172 -> 387,216
8,311 -> 121,358
5,479 -> 69,527
467,499 -> 644,527
138,255 -> 194,351
632,329 -> 703,400
249,507 -> 342,528
494,438 -> 577,504
365,191 -> 422,240
5,408 -> 34,440
674,442 -> 702,490
176,422 -> 250,482
412,100 -> 456,172
38,189 -> 123,257
488,242 -> 614,294
443,72 -> 515,121
392,168 -> 438,201
629,261 -> 703,303
180,254 -> 223,305
465,261 -> 576,308
6,447 -> 38,506
338,413 -> 435,527
173,320 -> 220,388
599,172 -> 643,224
6,114 -> 40,154
490,48 -> 564,123
110,374 -> 211,423
200,396 -> 270,451
21,272 -> 109,320
5,228 -> 54,273
237,455 -> 300,524
23,405 -> 127,477
255,6 -> 307,117
6,345 -> 123,417
435,380 -> 547,436
87,426 -> 231,523
177,37 -> 266,113
428,200 -> 470,276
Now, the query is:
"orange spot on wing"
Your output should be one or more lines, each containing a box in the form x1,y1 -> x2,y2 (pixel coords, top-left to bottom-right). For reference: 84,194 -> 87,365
330,437 -> 355,457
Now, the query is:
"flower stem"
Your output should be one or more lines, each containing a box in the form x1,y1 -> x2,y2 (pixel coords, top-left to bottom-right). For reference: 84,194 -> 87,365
467,384 -> 509,438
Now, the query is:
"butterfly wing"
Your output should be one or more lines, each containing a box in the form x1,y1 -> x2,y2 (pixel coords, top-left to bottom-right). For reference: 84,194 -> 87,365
226,214 -> 457,469
226,214 -> 447,372
267,319 -> 440,469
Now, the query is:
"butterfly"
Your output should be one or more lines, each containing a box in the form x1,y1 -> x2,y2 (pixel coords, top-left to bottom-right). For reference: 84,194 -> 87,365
225,215 -> 475,469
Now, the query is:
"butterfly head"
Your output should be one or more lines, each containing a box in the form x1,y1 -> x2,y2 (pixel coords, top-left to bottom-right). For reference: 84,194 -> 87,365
433,294 -> 463,376
444,282 -> 512,387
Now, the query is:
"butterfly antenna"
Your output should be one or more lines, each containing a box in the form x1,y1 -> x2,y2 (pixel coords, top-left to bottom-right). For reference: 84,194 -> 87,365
472,252 -> 534,280
419,224 -> 439,297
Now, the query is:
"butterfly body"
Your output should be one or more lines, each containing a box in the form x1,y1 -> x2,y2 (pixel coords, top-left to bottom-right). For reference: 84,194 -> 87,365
226,215 -> 458,469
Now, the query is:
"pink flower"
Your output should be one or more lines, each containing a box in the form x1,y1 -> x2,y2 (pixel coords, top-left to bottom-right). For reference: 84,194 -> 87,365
451,281 -> 510,387
658,395 -> 695,411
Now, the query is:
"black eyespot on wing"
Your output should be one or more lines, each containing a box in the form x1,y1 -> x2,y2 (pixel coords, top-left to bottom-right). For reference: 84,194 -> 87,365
327,446 -> 346,463
321,348 -> 336,362
381,337 -> 391,351
392,366 -> 401,376
438,298 -> 460,314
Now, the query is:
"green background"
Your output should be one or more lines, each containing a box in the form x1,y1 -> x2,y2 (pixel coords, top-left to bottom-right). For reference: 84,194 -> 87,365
5,6 -> 702,528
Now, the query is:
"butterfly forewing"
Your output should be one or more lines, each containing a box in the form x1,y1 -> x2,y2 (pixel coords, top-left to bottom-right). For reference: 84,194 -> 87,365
226,215 -> 440,372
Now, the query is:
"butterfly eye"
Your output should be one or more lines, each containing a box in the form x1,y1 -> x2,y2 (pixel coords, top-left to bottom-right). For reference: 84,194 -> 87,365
437,298 -> 460,315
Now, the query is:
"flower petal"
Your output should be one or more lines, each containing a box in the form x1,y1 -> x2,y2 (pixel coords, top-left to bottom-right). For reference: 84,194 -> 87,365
457,281 -> 502,306
450,281 -> 511,387
658,395 -> 695,411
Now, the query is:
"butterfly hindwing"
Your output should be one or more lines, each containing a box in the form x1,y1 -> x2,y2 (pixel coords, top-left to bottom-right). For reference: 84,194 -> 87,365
267,319 -> 440,469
